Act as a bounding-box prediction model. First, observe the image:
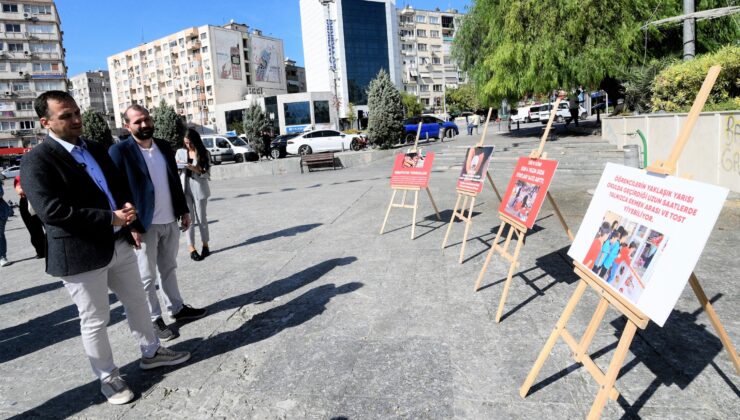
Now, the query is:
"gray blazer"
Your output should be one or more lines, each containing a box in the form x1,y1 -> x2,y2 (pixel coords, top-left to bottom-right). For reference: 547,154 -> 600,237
175,148 -> 211,201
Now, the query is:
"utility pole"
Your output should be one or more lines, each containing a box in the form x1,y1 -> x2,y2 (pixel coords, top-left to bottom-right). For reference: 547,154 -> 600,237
683,0 -> 696,60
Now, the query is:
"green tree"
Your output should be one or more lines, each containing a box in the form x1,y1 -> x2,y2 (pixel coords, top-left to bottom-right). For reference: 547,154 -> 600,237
366,69 -> 405,149
347,102 -> 357,131
400,92 -> 423,117
242,104 -> 269,154
227,121 -> 245,135
151,99 -> 186,149
445,84 -> 479,114
81,109 -> 114,149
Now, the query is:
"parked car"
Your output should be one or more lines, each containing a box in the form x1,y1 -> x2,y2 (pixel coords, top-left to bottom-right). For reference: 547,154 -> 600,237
1,165 -> 20,180
200,136 -> 236,165
402,115 -> 457,144
285,129 -> 355,156
538,101 -> 588,123
270,133 -> 300,159
511,104 -> 540,123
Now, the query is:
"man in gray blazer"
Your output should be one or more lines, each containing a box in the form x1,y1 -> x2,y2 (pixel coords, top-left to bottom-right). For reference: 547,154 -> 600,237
109,105 -> 206,342
21,91 -> 190,405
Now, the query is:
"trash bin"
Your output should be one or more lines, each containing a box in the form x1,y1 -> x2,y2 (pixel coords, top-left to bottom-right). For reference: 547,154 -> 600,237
623,144 -> 640,168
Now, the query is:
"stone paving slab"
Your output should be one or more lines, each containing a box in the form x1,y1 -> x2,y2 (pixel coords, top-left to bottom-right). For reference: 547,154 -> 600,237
0,120 -> 738,419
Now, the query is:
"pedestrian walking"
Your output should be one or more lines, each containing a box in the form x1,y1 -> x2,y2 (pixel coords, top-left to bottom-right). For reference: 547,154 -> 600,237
0,177 -> 11,267
261,129 -> 272,160
175,129 -> 211,262
20,91 -> 190,405
473,113 -> 481,135
14,175 -> 46,258
110,104 -> 207,342
566,93 -> 580,127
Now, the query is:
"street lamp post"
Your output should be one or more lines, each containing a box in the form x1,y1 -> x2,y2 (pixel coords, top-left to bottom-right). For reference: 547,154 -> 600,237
320,0 -> 340,130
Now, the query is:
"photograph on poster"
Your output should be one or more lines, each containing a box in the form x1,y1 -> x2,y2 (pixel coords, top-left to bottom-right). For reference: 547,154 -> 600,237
568,163 -> 728,326
390,151 -> 435,188
456,146 -> 494,193
402,151 -> 426,168
582,211 -> 668,304
498,157 -> 558,228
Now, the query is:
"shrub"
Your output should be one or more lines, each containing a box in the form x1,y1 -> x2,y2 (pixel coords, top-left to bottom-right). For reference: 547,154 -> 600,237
651,45 -> 740,112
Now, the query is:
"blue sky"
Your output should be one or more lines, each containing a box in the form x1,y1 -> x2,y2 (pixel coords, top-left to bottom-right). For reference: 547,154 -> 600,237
57,0 -> 472,77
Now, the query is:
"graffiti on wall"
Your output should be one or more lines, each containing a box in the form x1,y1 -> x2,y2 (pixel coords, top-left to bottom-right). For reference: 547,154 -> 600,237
722,115 -> 740,176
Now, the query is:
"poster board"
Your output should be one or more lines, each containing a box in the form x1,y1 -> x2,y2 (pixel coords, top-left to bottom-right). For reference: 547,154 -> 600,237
499,157 -> 559,228
456,146 -> 495,194
390,151 -> 435,188
568,163 -> 728,326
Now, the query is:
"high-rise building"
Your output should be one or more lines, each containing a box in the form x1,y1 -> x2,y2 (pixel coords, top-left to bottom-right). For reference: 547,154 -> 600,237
68,70 -> 115,127
300,0 -> 402,119
285,58 -> 306,94
0,0 -> 66,151
397,5 -> 466,113
107,21 -> 286,130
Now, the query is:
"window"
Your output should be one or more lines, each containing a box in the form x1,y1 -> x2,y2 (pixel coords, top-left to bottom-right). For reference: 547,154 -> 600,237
416,29 -> 426,37
1,121 -> 16,131
419,85 -> 429,92
417,43 -> 427,52
430,30 -> 439,38
10,62 -> 25,72
24,4 -> 52,14
28,25 -> 54,33
169,41 -> 177,48
313,100 -> 330,124
429,16 -> 440,24
0,62 -> 5,71
5,24 -> 21,33
415,15 -> 425,23
200,32 -> 207,39
433,84 -> 442,92
30,43 -> 56,53
7,43 -> 23,52
2,4 -> 18,12
19,120 -> 34,129
16,101 -> 32,110
432,57 -> 441,64
201,46 -> 208,53
283,101 -> 311,126
401,43 -> 413,51
34,80 -> 63,90
400,29 -> 412,38
33,62 -> 59,72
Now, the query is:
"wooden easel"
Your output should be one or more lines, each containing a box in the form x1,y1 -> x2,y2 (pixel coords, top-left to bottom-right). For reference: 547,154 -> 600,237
472,97 -> 575,323
520,66 -> 739,420
442,108 -> 505,263
379,122 -> 441,239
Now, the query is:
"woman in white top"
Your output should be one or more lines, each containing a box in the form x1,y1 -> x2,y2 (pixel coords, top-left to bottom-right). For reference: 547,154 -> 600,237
175,129 -> 212,261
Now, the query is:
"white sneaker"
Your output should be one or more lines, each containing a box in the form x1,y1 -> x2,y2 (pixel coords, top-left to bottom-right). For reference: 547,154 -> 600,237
0,257 -> 9,267
100,375 -> 134,405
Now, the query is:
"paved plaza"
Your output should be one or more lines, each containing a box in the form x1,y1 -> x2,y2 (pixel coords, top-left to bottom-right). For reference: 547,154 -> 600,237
1,121 -> 738,419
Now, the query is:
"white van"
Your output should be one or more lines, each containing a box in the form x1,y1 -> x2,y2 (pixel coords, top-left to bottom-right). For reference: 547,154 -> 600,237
201,134 -> 259,163
539,102 -> 587,124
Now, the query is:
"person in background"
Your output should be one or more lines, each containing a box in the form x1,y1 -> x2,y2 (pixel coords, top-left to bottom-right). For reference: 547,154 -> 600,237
261,129 -> 273,160
175,129 -> 211,261
0,177 -> 10,267
472,112 -> 481,135
14,175 -> 46,258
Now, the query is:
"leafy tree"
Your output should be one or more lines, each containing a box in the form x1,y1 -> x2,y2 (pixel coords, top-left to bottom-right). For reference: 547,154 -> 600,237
81,109 -> 114,149
616,58 -> 674,114
400,92 -> 423,117
242,104 -> 269,154
366,69 -> 405,149
151,99 -> 186,149
453,0 -> 738,104
347,102 -> 357,130
227,121 -> 245,135
445,84 -> 479,114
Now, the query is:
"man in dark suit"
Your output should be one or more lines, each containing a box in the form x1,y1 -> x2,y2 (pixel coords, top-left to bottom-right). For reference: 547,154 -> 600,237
109,104 -> 206,342
20,91 -> 190,405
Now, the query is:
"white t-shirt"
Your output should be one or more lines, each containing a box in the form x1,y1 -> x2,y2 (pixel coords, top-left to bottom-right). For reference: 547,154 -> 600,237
138,142 -> 176,225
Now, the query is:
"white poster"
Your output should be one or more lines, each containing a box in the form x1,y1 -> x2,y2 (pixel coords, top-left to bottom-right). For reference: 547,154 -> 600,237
251,35 -> 284,88
568,163 -> 728,326
213,30 -> 242,81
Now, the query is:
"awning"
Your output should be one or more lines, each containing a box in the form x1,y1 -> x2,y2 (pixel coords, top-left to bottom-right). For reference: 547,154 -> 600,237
0,147 -> 31,155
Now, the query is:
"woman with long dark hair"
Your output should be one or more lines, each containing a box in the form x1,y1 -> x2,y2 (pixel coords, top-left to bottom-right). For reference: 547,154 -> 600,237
175,129 -> 211,261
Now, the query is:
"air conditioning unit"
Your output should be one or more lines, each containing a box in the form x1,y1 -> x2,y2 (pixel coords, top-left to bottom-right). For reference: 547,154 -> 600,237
23,13 -> 30,18
23,32 -> 29,37
4,91 -> 13,96
24,50 -> 31,56
10,130 -> 19,135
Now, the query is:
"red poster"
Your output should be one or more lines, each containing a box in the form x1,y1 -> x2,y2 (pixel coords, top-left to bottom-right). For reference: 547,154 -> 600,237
456,146 -> 495,194
499,157 -> 559,228
390,151 -> 435,188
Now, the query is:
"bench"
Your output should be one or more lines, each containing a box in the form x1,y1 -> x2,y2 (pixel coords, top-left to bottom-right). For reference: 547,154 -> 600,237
300,152 -> 336,173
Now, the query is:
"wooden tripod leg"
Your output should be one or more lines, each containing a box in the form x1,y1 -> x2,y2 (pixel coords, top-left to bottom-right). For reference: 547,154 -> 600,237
474,221 -> 506,292
494,229 -> 525,323
587,320 -> 637,420
520,280 -> 588,397
379,189 -> 398,234
575,298 -> 609,360
410,190 -> 419,240
401,190 -> 408,206
458,196 -> 476,264
487,172 -> 503,202
547,191 -> 574,241
689,273 -> 740,374
425,187 -> 441,220
442,194 -> 462,248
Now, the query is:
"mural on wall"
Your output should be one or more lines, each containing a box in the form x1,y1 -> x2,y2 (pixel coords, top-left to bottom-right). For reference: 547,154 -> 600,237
214,30 -> 242,81
251,35 -> 284,88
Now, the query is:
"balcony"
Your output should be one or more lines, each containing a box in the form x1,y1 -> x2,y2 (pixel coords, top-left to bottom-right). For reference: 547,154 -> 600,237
188,41 -> 201,50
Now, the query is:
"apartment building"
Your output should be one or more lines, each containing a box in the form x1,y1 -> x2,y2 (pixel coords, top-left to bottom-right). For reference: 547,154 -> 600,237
107,21 -> 286,130
285,58 -> 306,94
0,0 -> 66,150
397,5 -> 465,113
68,70 -> 114,127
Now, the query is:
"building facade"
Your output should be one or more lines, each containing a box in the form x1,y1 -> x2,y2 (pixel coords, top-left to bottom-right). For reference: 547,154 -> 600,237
285,58 -> 306,94
107,21 -> 287,130
299,0 -> 401,120
397,5 -> 465,113
0,0 -> 66,151
68,70 -> 115,127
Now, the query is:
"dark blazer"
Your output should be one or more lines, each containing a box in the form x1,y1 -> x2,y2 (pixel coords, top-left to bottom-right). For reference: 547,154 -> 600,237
20,136 -> 135,277
108,136 -> 188,233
